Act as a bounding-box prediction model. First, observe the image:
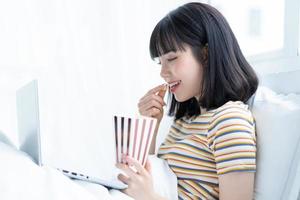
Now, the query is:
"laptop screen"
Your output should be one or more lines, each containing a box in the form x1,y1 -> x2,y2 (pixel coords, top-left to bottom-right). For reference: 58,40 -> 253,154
16,80 -> 42,165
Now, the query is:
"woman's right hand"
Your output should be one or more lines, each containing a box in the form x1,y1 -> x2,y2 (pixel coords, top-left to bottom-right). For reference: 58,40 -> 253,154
138,84 -> 167,123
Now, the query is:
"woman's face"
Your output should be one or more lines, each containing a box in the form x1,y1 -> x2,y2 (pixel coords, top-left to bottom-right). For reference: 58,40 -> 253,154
159,45 -> 204,102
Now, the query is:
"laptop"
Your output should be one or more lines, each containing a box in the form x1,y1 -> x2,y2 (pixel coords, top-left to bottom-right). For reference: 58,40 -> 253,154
16,80 -> 127,189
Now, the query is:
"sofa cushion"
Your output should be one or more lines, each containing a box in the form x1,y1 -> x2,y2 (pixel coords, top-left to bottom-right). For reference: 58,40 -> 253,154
253,86 -> 300,200
260,70 -> 300,95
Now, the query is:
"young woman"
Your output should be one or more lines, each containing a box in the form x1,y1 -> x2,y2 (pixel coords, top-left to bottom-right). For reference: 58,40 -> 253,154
116,2 -> 258,200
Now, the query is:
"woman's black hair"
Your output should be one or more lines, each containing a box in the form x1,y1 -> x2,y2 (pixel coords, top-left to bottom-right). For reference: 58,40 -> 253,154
149,2 -> 258,120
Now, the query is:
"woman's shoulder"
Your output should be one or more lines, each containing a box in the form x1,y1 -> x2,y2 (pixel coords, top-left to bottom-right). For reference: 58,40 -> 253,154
207,101 -> 256,144
210,101 -> 254,126
175,101 -> 253,125
213,100 -> 251,115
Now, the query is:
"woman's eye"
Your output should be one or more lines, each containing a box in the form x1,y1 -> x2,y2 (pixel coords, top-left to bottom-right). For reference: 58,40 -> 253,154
167,57 -> 177,62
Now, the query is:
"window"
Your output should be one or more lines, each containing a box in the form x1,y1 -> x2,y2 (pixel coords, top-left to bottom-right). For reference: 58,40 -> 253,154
209,0 -> 300,73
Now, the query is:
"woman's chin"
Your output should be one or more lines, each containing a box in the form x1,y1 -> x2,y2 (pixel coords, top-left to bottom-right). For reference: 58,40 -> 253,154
174,95 -> 191,102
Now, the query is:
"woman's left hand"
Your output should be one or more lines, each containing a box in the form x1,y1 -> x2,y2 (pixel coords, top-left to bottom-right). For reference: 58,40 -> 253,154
116,154 -> 157,200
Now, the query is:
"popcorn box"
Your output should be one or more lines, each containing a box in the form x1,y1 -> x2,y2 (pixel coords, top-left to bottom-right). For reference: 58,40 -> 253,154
113,115 -> 157,167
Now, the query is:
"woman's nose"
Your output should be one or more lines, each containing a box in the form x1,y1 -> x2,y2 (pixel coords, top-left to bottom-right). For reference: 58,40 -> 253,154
160,64 -> 169,79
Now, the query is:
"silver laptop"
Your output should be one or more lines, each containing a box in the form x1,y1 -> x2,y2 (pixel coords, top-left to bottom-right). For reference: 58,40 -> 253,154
16,80 -> 127,189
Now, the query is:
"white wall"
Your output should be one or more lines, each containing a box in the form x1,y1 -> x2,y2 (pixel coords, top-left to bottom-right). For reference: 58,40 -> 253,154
0,0 -> 198,146
0,0 -> 299,146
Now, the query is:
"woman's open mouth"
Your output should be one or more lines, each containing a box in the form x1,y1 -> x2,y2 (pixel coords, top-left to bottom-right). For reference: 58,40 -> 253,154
168,80 -> 181,93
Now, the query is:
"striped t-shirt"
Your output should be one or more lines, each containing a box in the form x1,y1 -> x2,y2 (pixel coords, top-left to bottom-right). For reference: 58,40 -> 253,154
157,101 -> 256,199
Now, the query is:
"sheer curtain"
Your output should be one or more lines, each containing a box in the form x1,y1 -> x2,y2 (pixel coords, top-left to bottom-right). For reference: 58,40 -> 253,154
0,0 -> 198,145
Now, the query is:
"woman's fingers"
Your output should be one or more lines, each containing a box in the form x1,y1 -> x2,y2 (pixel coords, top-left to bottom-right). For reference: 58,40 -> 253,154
139,97 -> 164,114
125,156 -> 147,176
144,107 -> 161,118
146,84 -> 166,96
139,93 -> 166,108
138,91 -> 167,116
116,155 -> 148,177
138,84 -> 167,119
117,173 -> 131,185
116,163 -> 138,181
156,84 -> 167,98
144,159 -> 152,175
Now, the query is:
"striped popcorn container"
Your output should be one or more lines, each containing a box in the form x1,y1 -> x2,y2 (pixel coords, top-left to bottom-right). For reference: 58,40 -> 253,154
113,115 -> 157,167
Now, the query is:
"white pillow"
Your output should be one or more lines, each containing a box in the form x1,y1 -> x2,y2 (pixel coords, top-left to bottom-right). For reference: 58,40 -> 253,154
148,155 -> 178,199
252,86 -> 300,200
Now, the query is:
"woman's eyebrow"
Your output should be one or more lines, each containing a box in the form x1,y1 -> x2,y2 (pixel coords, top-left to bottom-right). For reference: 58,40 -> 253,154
163,51 -> 177,57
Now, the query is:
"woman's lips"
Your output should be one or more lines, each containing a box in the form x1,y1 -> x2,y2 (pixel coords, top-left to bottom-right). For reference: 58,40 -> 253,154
168,80 -> 181,93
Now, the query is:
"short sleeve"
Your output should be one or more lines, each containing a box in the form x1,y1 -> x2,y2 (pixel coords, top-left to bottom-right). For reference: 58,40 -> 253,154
207,102 -> 256,175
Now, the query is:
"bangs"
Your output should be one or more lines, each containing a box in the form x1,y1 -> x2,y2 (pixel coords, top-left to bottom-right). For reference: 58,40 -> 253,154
149,15 -> 186,60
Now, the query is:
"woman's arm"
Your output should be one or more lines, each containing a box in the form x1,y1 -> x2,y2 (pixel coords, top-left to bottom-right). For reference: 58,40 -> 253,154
208,103 -> 257,200
219,172 -> 255,200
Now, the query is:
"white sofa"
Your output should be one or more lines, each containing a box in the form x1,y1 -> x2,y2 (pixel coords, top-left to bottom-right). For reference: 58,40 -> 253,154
252,70 -> 300,200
